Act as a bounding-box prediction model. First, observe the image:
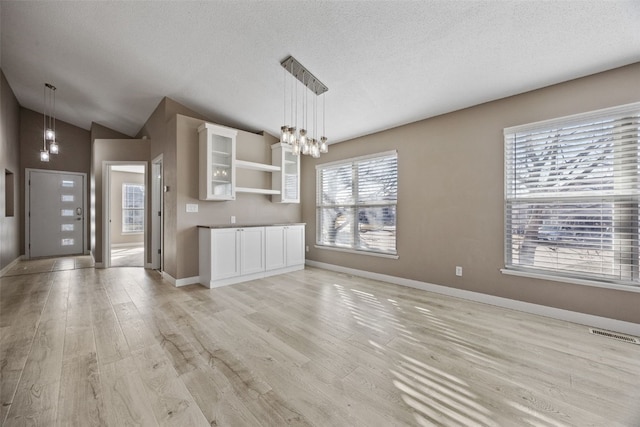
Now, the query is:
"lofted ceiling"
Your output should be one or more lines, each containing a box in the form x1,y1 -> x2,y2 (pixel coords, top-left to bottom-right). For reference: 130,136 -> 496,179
1,1 -> 639,144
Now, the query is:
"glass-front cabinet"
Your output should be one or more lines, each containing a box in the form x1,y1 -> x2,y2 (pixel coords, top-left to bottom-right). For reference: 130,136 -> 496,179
198,123 -> 237,201
271,143 -> 300,203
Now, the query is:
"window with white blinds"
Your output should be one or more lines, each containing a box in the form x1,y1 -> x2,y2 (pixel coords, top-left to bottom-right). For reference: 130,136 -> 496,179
122,183 -> 145,233
504,103 -> 640,287
316,151 -> 397,255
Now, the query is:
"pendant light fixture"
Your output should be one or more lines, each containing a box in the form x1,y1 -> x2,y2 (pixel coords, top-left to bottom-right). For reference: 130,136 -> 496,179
40,82 -> 59,162
280,56 -> 328,157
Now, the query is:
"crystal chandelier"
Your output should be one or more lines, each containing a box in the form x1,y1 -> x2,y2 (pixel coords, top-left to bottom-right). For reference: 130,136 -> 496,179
40,83 -> 59,162
280,56 -> 328,158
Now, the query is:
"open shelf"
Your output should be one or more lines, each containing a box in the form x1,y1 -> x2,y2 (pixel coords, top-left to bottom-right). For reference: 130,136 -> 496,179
236,160 -> 280,172
236,187 -> 281,195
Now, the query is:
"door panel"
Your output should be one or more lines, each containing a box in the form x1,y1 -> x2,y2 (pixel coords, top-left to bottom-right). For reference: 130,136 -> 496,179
240,228 -> 264,275
211,228 -> 240,280
265,226 -> 286,271
285,225 -> 305,266
30,171 -> 84,257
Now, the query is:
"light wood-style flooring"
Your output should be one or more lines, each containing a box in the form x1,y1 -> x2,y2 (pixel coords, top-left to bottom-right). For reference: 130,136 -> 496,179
110,246 -> 144,268
1,263 -> 639,426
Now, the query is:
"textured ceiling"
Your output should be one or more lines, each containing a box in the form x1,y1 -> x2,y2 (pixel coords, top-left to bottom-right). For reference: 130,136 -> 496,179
1,1 -> 639,143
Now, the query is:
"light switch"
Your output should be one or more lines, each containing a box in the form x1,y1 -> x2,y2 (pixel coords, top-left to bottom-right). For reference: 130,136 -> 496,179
186,203 -> 199,213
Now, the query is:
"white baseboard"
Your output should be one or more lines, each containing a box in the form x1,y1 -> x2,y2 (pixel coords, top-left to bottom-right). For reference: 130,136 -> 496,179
145,263 -> 154,269
161,271 -> 200,287
201,264 -> 305,289
305,260 -> 640,337
94,262 -> 105,269
0,255 -> 22,276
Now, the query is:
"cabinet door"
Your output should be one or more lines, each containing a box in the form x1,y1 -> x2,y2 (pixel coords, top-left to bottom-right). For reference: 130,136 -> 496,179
285,225 -> 305,266
240,227 -> 265,275
265,226 -> 286,271
271,143 -> 300,203
282,149 -> 300,202
211,228 -> 240,280
199,123 -> 237,201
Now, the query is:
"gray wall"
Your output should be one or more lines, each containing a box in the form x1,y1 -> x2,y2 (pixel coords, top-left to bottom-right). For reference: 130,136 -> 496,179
0,70 -> 21,270
301,62 -> 640,324
136,98 -> 209,276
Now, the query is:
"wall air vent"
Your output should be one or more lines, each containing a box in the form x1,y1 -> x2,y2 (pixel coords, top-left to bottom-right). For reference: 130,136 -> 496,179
589,328 -> 640,345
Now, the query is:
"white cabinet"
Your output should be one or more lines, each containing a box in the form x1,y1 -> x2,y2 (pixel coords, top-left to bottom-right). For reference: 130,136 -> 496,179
199,227 -> 265,288
266,225 -> 305,271
199,224 -> 305,288
271,143 -> 300,203
198,123 -> 237,201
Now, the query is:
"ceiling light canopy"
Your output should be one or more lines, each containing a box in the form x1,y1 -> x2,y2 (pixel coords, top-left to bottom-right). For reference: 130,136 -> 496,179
280,56 -> 328,158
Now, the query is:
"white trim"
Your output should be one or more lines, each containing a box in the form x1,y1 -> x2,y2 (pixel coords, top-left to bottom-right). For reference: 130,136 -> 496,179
144,263 -> 154,269
0,256 -> 22,277
161,271 -> 201,287
504,101 -> 640,134
314,244 -> 399,259
315,149 -> 398,169
500,268 -> 640,294
305,260 -> 640,337
94,262 -> 105,268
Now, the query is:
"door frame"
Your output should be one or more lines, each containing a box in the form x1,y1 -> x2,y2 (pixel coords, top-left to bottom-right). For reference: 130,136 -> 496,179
103,161 -> 147,268
25,168 -> 88,259
151,154 -> 163,270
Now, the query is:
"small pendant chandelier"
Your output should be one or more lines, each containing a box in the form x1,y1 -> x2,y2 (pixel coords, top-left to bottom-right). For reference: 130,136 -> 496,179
280,56 -> 328,158
40,83 -> 59,162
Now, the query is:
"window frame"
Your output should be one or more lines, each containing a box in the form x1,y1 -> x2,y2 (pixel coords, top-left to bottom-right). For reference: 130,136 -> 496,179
503,102 -> 640,289
315,150 -> 398,257
122,182 -> 145,234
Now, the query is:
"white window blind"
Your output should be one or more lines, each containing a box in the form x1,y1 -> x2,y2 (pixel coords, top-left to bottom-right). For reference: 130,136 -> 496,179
504,103 -> 640,287
122,183 -> 145,233
316,151 -> 397,255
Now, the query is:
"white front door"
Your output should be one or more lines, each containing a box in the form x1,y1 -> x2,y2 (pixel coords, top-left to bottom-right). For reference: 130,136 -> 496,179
29,170 -> 85,258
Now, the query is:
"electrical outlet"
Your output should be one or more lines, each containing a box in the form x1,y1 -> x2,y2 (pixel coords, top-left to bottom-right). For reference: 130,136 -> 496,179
306,245 -> 309,252
230,216 -> 236,224
186,203 -> 198,213
455,266 -> 463,277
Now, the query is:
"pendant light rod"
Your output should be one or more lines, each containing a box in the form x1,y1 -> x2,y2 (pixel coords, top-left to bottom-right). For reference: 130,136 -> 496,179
280,56 -> 328,96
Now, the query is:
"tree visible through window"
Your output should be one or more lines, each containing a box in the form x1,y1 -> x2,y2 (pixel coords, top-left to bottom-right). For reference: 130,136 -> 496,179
504,103 -> 640,287
316,151 -> 397,255
122,183 -> 144,233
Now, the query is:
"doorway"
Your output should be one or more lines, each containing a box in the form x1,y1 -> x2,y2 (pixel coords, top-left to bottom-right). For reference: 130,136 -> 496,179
26,169 -> 87,258
104,163 -> 146,267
